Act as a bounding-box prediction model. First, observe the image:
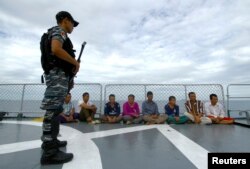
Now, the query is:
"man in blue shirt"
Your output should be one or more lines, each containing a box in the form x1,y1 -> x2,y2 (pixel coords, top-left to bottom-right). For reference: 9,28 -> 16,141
142,91 -> 167,125
165,96 -> 188,124
102,94 -> 122,123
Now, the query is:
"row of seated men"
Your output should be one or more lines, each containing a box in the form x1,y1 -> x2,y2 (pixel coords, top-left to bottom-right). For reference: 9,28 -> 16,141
58,91 -> 234,125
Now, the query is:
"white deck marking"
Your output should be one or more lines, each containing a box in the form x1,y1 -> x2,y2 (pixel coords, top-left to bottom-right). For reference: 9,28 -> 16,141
157,125 -> 209,169
0,121 -> 209,169
84,125 -> 157,139
59,123 -> 103,169
0,120 -> 42,126
0,139 -> 41,155
0,121 -> 103,169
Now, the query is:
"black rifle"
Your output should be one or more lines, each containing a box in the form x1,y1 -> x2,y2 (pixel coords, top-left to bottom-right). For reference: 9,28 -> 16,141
68,41 -> 87,91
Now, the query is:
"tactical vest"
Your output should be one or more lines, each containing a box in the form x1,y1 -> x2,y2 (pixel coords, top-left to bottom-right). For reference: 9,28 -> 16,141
40,27 -> 75,75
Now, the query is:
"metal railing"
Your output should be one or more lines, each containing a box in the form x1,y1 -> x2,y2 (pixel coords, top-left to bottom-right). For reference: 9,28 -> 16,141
227,84 -> 250,119
0,83 -> 102,117
0,83 -> 225,117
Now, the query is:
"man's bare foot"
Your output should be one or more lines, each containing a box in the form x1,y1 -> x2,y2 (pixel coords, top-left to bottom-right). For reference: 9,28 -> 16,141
88,121 -> 96,125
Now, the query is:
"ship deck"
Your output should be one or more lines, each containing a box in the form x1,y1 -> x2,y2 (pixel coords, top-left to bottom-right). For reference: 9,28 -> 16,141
0,120 -> 250,169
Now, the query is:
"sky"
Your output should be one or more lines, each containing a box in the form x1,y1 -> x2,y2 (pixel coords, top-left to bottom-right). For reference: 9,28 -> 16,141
0,0 -> 250,85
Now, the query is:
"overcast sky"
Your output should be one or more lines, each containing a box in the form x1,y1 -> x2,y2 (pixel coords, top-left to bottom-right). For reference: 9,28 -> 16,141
0,0 -> 250,85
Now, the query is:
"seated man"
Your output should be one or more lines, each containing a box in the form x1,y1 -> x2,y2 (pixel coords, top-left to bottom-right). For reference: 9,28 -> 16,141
102,94 -> 122,123
78,92 -> 100,124
205,94 -> 234,124
165,96 -> 188,124
142,91 -> 167,125
59,93 -> 79,123
122,94 -> 142,124
184,92 -> 212,124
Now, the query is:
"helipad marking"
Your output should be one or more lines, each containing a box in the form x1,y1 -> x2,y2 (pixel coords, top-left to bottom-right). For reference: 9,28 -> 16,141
0,121 -> 209,169
157,125 -> 208,169
0,139 -> 41,155
0,121 -> 102,169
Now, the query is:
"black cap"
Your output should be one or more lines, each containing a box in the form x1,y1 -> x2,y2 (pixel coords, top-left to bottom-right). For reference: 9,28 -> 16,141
56,11 -> 79,27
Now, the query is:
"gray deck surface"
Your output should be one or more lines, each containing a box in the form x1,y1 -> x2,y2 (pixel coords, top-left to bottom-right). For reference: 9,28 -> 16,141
234,119 -> 250,126
0,121 -> 249,169
171,124 -> 250,152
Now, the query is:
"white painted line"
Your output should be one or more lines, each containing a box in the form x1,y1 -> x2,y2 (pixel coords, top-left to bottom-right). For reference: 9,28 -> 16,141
157,125 -> 209,169
60,125 -> 103,169
1,121 -> 103,169
85,125 -> 157,139
0,139 -> 41,155
0,120 -> 42,127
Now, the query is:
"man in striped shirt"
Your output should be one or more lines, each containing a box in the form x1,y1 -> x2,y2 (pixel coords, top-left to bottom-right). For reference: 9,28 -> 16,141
184,92 -> 212,124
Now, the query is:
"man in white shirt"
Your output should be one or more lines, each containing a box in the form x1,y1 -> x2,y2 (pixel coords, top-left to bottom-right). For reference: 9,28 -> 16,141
204,94 -> 234,124
78,92 -> 100,124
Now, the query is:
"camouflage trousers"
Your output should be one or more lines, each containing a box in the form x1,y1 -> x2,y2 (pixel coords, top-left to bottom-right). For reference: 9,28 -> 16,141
40,67 -> 69,156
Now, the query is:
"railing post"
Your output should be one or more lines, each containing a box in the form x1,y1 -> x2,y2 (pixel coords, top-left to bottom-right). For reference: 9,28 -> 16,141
184,84 -> 187,101
103,84 -> 107,114
219,84 -> 226,112
99,84 -> 103,115
226,84 -> 232,117
19,84 -> 26,118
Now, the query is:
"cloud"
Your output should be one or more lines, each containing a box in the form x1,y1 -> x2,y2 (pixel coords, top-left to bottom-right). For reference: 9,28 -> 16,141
0,0 -> 250,85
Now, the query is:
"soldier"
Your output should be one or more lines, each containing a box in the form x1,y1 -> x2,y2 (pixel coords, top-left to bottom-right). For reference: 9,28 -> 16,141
40,11 -> 80,165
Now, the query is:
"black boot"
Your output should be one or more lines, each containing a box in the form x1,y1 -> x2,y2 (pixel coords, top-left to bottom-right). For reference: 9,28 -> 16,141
56,139 -> 67,147
42,139 -> 67,149
40,150 -> 73,165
